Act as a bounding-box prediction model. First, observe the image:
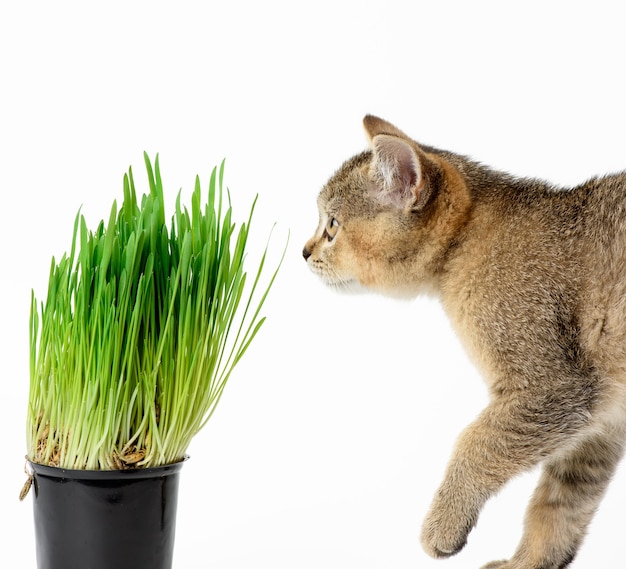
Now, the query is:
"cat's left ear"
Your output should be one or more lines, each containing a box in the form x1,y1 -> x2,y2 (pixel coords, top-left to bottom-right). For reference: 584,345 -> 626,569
369,134 -> 427,210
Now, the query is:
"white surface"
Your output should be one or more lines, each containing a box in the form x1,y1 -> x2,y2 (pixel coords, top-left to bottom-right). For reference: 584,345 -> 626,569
2,1 -> 625,567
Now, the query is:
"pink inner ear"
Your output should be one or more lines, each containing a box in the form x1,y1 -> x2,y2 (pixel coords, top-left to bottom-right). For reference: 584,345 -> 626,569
372,135 -> 422,208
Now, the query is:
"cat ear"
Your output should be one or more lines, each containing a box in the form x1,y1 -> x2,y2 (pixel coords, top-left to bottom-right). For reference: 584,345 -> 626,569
369,134 -> 425,209
363,115 -> 410,142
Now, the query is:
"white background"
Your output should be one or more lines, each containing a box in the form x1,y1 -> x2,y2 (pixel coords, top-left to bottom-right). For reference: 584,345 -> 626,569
2,1 -> 626,567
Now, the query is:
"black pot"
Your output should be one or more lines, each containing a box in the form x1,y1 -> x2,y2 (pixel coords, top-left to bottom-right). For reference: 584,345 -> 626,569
29,458 -> 186,569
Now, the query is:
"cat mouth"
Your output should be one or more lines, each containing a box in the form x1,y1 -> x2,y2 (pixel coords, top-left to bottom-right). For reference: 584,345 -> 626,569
304,254 -> 372,293
306,262 -> 360,291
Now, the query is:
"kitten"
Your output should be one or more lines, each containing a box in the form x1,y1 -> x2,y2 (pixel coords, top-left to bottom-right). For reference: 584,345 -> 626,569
303,115 -> 626,569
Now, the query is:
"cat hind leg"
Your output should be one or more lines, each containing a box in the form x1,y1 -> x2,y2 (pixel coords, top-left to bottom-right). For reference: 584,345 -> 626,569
481,430 -> 624,569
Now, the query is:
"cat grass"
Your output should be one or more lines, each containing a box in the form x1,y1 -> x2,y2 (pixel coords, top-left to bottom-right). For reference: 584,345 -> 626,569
27,153 -> 283,470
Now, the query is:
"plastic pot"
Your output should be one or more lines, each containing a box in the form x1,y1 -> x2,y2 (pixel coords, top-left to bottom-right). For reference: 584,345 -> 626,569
28,458 -> 186,569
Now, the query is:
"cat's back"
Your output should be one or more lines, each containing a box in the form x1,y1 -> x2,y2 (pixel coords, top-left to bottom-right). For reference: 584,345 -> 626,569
576,171 -> 626,246
462,166 -> 626,268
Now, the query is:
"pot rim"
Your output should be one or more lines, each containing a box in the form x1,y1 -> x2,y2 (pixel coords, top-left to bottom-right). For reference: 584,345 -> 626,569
26,456 -> 189,480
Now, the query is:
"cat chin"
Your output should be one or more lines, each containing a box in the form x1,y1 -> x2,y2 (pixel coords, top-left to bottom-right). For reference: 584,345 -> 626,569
320,274 -> 428,299
324,279 -> 369,295
325,279 -> 421,299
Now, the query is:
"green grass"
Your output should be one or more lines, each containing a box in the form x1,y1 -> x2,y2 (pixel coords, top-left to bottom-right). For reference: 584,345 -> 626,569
27,154 -> 284,470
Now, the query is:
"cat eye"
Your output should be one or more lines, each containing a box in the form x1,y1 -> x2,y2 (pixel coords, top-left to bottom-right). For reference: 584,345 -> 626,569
324,217 -> 340,241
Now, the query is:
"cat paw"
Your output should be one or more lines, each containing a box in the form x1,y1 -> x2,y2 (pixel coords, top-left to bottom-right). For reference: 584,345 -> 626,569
420,507 -> 470,559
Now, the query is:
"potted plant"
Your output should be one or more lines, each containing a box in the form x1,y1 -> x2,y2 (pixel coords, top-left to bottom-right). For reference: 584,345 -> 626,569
21,153 -> 284,569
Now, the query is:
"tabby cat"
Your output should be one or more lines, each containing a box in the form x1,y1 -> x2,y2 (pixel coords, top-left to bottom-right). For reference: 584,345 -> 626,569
303,115 -> 626,568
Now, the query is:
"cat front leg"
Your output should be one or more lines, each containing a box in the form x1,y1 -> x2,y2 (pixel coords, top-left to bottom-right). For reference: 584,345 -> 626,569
420,407 -> 516,558
480,429 -> 625,569
419,394 -> 592,560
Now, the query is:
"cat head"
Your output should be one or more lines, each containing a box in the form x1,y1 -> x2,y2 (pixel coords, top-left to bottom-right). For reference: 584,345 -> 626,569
303,115 -> 471,297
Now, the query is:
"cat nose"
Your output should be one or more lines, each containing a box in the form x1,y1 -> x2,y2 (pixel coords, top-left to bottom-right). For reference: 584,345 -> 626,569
302,246 -> 311,261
